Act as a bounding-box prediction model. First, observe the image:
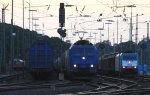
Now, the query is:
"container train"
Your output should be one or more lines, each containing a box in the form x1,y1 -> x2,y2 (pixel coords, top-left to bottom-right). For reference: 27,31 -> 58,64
28,38 -> 54,79
99,52 -> 138,75
54,40 -> 99,79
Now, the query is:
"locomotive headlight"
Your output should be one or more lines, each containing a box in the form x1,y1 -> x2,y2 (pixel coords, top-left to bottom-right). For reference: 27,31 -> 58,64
123,66 -> 125,68
134,66 -> 137,68
73,64 -> 77,68
90,64 -> 94,68
82,57 -> 85,60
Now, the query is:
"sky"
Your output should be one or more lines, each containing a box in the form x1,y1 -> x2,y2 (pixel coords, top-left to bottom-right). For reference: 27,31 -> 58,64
1,0 -> 150,44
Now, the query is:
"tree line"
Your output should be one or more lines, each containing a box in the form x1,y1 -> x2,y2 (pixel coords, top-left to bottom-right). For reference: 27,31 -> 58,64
0,23 -> 71,72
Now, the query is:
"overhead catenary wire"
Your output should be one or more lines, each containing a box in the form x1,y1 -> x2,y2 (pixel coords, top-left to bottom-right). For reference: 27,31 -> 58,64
1,0 -> 150,44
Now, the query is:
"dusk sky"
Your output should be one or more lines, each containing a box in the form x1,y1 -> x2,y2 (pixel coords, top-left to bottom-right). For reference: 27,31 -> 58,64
1,0 -> 150,44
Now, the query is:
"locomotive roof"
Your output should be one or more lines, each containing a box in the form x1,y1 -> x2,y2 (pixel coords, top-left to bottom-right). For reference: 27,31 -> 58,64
101,52 -> 138,59
29,38 -> 53,50
101,52 -> 119,59
73,40 -> 93,45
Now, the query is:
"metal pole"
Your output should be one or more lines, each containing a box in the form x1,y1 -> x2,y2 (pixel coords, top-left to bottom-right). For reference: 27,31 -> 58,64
25,1 -> 31,30
23,0 -> 24,29
1,4 -> 8,72
114,15 -> 121,44
42,23 -> 44,35
22,0 -> 25,58
120,35 -> 122,52
147,22 -> 149,40
2,8 -> 6,72
59,35 -> 64,80
1,8 -> 4,72
12,0 -> 13,26
10,0 -> 14,74
0,33 -> 1,72
22,0 -> 25,78
100,30 -> 102,42
89,32 -> 93,42
105,23 -> 111,41
117,17 -> 118,44
29,10 -> 37,31
93,33 -> 98,44
141,49 -> 144,77
127,5 -> 136,41
33,18 -> 39,31
34,19 -> 36,31
29,0 -> 30,30
135,14 -> 138,44
98,28 -> 104,43
113,32 -> 115,45
113,32 -> 115,52
108,24 -> 109,41
131,6 -> 133,41
120,35 -> 122,43
31,11 -> 34,31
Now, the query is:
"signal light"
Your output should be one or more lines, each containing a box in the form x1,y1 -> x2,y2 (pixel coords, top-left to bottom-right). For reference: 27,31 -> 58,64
57,28 -> 66,37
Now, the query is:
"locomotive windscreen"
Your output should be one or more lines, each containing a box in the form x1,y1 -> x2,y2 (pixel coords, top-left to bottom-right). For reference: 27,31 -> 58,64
85,48 -> 94,56
73,48 -> 94,56
73,48 -> 83,56
122,55 -> 137,60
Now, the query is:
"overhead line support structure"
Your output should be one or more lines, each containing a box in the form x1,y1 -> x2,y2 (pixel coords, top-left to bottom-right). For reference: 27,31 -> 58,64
1,4 -> 8,72
105,22 -> 112,42
25,0 -> 31,30
146,21 -> 150,40
114,15 -> 122,44
10,0 -> 14,74
126,5 -> 136,42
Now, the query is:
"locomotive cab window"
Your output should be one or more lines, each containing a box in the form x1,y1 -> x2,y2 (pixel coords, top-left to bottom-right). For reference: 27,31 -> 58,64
85,48 -> 94,56
123,55 -> 137,60
73,48 -> 83,56
73,48 -> 94,56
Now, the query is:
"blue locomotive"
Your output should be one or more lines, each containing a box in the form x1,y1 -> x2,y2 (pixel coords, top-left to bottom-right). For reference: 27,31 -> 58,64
28,38 -> 54,79
55,40 -> 99,79
100,52 -> 138,74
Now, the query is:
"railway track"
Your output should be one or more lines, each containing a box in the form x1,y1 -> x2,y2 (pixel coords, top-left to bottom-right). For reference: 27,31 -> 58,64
0,72 -> 23,82
100,75 -> 139,89
0,80 -> 94,93
0,72 -> 95,94
73,75 -> 150,95
0,74 -> 150,95
75,88 -> 150,95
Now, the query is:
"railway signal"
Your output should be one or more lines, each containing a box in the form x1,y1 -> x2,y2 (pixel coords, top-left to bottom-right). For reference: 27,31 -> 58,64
58,3 -> 66,38
59,3 -> 65,27
57,28 -> 66,38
